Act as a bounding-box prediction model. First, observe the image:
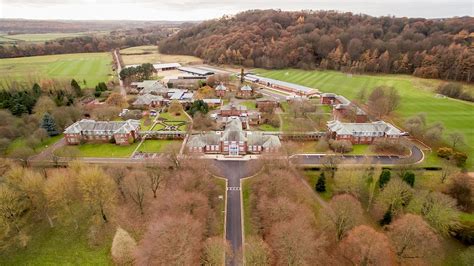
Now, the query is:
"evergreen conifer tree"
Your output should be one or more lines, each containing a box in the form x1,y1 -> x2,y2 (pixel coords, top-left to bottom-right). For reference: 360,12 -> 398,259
41,112 -> 59,136
315,172 -> 326,192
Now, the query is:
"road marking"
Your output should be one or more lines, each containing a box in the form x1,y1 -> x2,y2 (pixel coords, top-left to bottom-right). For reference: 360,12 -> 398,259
227,187 -> 241,191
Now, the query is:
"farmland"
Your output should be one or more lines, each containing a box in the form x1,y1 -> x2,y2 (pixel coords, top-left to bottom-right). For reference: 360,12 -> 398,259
0,32 -> 104,44
120,45 -> 202,66
0,52 -> 114,87
256,69 -> 474,168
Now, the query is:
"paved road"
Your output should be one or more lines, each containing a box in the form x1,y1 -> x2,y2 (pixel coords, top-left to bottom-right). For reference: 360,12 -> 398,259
211,160 -> 261,266
293,145 -> 424,165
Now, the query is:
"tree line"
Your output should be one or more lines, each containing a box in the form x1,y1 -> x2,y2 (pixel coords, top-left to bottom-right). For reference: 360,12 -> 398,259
0,27 -> 172,58
160,10 -> 473,82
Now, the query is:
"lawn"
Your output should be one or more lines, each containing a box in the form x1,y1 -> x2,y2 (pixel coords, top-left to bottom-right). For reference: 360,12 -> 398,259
0,219 -> 110,265
159,111 -> 190,122
0,52 -> 114,87
213,178 -> 227,236
257,124 -> 279,132
137,140 -> 180,153
239,100 -> 257,110
304,170 -> 333,201
6,134 -> 63,155
120,45 -> 202,65
257,69 -> 474,168
241,179 -> 254,237
347,144 -> 375,155
75,142 -> 139,157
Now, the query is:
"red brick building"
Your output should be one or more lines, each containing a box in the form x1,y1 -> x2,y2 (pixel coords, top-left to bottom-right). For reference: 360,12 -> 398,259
327,120 -> 403,144
64,119 -> 140,145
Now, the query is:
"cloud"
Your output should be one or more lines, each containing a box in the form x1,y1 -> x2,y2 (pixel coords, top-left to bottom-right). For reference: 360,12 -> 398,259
0,0 -> 472,20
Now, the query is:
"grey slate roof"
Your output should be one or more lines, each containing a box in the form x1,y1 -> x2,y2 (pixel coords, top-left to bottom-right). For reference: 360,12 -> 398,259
240,85 -> 252,91
133,94 -> 163,106
64,119 -> 140,135
178,67 -> 214,76
327,120 -> 402,137
215,83 -> 227,91
153,63 -> 181,70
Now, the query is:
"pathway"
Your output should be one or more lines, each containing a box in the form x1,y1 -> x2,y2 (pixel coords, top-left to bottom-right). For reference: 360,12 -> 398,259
113,49 -> 126,96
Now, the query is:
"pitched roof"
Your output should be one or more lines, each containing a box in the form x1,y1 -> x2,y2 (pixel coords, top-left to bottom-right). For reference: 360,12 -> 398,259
221,118 -> 245,142
64,119 -> 140,135
178,66 -> 214,76
327,120 -> 402,136
133,94 -> 163,106
240,85 -> 252,91
215,83 -> 227,91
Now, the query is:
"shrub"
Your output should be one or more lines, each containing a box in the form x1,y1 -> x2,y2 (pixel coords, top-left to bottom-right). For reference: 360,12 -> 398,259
372,139 -> 409,155
379,169 -> 391,188
453,152 -> 468,167
402,171 -> 415,187
437,147 -> 454,159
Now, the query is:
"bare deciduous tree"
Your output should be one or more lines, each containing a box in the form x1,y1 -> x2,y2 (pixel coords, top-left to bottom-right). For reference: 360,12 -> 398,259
135,215 -> 203,265
387,214 -> 442,260
244,236 -> 272,265
338,225 -> 397,266
324,194 -> 364,241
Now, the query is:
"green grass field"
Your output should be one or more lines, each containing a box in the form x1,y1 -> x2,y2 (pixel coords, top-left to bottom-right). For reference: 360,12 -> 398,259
75,142 -> 139,157
6,134 -> 63,155
137,140 -> 180,153
0,52 -> 114,87
0,219 -> 110,265
257,69 -> 474,168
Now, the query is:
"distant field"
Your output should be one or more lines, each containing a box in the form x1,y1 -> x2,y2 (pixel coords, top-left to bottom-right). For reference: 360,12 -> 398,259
120,45 -> 202,65
0,52 -> 114,87
0,32 -> 106,44
257,69 -> 474,168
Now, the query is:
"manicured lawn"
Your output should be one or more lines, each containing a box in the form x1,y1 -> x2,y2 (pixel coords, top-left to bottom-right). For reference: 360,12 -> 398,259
241,179 -> 254,237
214,178 -> 227,236
258,124 -> 279,131
257,69 -> 474,169
347,144 -> 375,155
0,52 -> 114,87
0,220 -> 110,265
304,170 -> 333,201
120,45 -> 202,65
460,212 -> 474,223
137,140 -> 180,153
159,111 -> 190,122
76,142 -> 139,157
140,118 -> 155,131
239,100 -> 257,110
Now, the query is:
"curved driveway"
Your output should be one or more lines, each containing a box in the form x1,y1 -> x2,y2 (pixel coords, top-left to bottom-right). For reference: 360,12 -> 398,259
292,145 -> 424,165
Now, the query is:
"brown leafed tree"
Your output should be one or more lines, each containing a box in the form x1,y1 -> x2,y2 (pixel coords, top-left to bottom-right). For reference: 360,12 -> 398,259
135,215 -> 203,265
387,214 -> 442,261
125,170 -> 147,215
105,92 -> 128,108
338,225 -> 397,266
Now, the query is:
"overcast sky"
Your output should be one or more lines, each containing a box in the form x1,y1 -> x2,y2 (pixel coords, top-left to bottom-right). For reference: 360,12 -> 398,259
0,0 -> 472,21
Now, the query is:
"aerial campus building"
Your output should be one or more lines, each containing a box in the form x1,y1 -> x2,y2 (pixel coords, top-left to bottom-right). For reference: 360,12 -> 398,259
327,120 -> 404,144
186,117 -> 281,155
244,74 -> 319,97
64,119 -> 141,145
